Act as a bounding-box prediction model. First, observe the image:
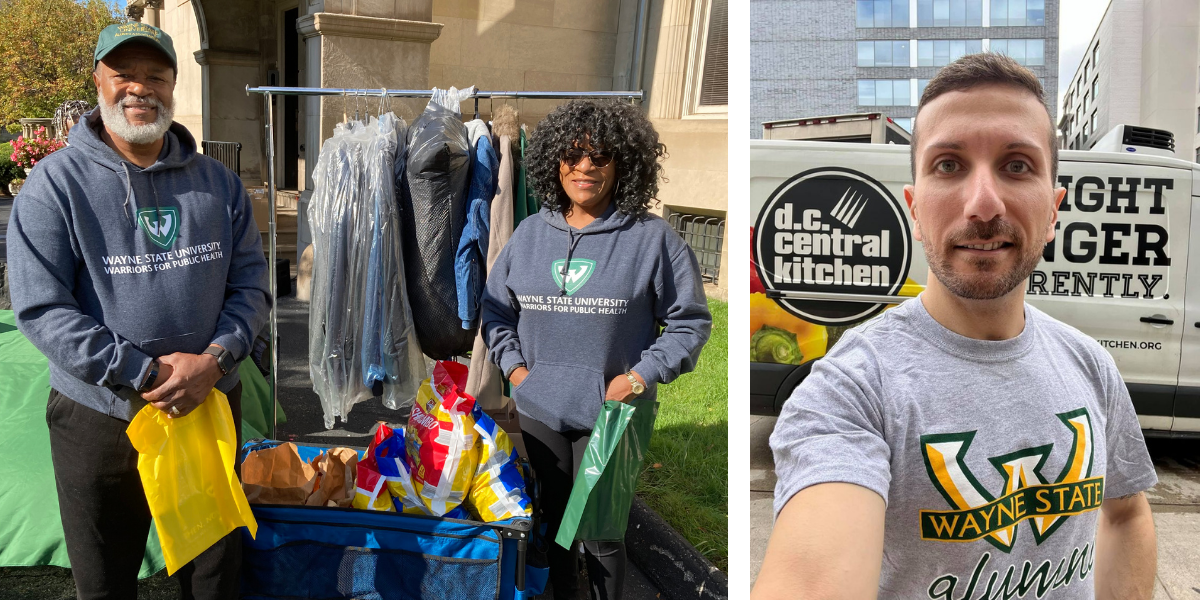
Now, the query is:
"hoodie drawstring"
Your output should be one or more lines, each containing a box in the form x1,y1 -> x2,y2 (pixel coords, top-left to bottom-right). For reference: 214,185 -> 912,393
560,228 -> 584,296
121,163 -> 136,229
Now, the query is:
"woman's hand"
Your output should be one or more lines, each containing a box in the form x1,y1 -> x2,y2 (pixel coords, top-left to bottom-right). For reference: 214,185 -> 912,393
605,371 -> 646,403
509,366 -> 530,387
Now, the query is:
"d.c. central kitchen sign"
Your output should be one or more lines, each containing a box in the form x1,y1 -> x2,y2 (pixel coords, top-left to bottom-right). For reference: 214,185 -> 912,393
753,167 -> 912,326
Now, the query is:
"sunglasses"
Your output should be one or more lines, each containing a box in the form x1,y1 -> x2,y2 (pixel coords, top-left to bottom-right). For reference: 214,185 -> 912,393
562,148 -> 615,168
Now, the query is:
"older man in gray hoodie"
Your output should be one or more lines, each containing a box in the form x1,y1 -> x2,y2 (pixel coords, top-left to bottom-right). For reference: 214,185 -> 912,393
8,23 -> 269,599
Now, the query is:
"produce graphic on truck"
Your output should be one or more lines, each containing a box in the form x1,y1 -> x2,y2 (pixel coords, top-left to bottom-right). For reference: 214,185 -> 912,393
750,132 -> 1200,434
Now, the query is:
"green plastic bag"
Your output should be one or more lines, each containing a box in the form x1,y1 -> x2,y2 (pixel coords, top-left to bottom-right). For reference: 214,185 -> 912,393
555,398 -> 658,548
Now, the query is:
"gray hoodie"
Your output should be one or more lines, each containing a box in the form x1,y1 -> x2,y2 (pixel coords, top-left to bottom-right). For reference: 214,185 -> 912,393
7,110 -> 271,421
482,204 -> 712,432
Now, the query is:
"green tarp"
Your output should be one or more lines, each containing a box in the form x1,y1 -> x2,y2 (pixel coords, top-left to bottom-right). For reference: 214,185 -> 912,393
0,310 -> 282,576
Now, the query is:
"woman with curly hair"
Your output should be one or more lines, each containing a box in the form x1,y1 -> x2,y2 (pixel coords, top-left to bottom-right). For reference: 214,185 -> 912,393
481,100 -> 712,599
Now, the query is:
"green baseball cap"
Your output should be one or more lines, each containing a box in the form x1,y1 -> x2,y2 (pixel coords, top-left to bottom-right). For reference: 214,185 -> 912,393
94,23 -> 177,70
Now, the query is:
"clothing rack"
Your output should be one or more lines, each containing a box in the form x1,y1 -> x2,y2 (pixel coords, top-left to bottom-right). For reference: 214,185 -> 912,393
244,84 -> 645,436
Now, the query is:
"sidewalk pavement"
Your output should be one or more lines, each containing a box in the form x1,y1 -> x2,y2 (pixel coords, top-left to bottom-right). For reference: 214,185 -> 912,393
750,415 -> 1200,598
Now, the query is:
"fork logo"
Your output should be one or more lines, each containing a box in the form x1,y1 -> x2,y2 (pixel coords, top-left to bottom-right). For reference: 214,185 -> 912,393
829,188 -> 868,228
137,207 -> 180,249
551,259 -> 596,296
919,408 -> 1103,553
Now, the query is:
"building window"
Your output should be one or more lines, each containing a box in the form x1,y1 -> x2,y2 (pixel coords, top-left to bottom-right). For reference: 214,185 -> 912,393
1196,107 -> 1200,132
1195,147 -> 1199,163
917,0 -> 983,27
1082,61 -> 1088,82
917,40 -> 983,66
989,39 -> 1045,66
892,117 -> 914,132
858,40 -> 911,67
857,0 -> 910,27
1083,120 -> 1090,138
990,0 -> 1046,26
1091,79 -> 1097,100
858,79 -> 912,106
1090,112 -> 1097,135
1082,91 -> 1088,113
685,0 -> 726,115
1092,44 -> 1098,69
667,210 -> 725,284
917,79 -> 930,100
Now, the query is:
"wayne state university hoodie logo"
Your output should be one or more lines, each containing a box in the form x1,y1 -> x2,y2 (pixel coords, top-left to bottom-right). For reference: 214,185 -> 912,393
137,207 -> 180,249
551,259 -> 596,296
919,408 -> 1103,553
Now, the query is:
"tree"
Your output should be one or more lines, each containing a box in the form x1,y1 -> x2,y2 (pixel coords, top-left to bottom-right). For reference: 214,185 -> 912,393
0,0 -> 123,129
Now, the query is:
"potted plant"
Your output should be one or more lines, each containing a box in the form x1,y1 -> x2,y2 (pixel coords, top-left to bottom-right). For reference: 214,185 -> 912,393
10,126 -> 65,177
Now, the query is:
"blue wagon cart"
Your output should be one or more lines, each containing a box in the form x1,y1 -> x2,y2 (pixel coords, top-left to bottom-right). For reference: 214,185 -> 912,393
238,439 -> 548,600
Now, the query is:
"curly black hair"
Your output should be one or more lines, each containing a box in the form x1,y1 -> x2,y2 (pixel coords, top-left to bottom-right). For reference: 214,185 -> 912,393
526,100 -> 667,219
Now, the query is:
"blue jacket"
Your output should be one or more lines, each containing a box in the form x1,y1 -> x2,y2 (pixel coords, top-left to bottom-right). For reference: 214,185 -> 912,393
7,110 -> 271,420
455,122 -> 498,328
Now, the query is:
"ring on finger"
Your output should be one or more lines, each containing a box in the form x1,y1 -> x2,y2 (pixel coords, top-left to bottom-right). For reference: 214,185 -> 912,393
170,405 -> 180,416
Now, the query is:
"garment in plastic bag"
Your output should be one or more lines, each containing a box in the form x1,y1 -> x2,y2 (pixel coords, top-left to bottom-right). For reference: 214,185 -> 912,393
399,87 -> 479,359
309,113 -> 425,429
554,398 -> 658,547
406,360 -> 480,516
126,389 -> 258,575
466,404 -> 532,522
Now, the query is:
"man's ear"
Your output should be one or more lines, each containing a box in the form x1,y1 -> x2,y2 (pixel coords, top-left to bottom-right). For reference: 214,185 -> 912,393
1047,187 -> 1066,242
904,184 -> 922,242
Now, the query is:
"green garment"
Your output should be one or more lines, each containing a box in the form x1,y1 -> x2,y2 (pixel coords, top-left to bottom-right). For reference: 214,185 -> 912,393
0,310 -> 281,576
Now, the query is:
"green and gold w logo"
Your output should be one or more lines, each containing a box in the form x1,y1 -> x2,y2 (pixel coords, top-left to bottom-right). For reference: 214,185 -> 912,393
137,207 -> 179,249
919,408 -> 1102,553
551,259 -> 596,296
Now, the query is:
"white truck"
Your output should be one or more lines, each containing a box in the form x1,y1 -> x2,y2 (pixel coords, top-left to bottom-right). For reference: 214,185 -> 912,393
750,130 -> 1200,435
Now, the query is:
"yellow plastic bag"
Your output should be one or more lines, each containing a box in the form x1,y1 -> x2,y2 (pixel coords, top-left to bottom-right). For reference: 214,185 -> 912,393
127,389 -> 258,575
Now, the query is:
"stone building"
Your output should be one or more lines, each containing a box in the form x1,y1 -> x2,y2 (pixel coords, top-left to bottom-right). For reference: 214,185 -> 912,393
150,0 -> 729,292
1057,0 -> 1200,162
751,0 -> 1059,138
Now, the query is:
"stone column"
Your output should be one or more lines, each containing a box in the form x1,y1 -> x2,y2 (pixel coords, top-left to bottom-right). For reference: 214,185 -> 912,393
193,49 -> 263,182
293,1 -> 441,265
297,4 -> 442,191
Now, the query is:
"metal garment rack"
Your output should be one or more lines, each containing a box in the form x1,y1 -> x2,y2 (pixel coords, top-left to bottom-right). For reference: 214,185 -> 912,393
244,85 -> 644,436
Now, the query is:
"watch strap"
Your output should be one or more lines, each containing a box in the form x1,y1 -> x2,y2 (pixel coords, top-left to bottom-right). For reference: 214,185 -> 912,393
139,360 -> 160,392
505,362 -> 526,380
204,345 -> 233,375
625,371 -> 644,393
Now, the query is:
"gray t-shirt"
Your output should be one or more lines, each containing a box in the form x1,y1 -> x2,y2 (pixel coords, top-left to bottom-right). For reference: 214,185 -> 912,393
770,296 -> 1157,599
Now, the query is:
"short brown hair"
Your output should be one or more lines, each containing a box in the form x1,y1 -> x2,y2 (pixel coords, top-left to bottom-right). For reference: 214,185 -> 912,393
911,52 -> 1058,182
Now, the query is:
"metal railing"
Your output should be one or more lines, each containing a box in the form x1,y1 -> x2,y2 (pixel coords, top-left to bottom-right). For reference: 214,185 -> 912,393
668,212 -> 725,284
201,140 -> 242,174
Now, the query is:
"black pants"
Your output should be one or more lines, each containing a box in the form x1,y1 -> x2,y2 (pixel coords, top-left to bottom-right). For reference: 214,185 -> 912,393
520,415 -> 626,600
47,385 -> 244,600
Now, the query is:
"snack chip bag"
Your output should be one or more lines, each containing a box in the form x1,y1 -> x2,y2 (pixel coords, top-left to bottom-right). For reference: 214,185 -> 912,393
372,425 -> 428,515
465,404 -> 533,522
352,425 -> 396,512
405,361 -> 480,517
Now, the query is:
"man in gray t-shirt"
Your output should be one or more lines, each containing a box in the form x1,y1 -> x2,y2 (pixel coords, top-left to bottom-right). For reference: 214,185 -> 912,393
754,54 -> 1157,600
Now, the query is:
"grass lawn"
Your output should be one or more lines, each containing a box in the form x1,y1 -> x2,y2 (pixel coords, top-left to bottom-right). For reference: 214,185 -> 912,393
637,298 -> 727,572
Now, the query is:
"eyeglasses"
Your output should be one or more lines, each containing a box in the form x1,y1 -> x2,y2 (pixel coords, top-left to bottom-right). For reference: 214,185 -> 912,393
562,148 -> 615,168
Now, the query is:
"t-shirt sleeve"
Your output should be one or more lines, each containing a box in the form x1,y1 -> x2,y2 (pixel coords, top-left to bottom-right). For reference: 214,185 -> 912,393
769,330 -> 892,519
1098,353 -> 1158,499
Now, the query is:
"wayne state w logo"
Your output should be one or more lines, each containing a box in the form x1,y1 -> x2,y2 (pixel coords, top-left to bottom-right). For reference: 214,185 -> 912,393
551,259 -> 596,296
137,207 -> 180,249
920,408 -> 1103,553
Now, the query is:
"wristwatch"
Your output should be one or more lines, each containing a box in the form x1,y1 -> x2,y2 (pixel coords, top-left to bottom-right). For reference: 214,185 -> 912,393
625,371 -> 645,395
203,345 -> 235,376
505,362 -> 527,380
138,360 -> 160,393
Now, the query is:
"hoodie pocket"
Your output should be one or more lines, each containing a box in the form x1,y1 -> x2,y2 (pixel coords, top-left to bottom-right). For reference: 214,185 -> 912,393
512,361 -> 607,432
138,331 -> 206,358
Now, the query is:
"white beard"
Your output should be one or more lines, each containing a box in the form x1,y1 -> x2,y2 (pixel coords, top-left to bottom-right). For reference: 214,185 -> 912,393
98,94 -> 174,145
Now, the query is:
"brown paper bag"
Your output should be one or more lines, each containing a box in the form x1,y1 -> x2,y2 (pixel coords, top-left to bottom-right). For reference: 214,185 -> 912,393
305,448 -> 360,508
241,442 -> 317,505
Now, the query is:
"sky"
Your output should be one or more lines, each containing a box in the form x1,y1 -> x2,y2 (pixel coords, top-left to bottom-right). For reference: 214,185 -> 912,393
1057,0 -> 1110,108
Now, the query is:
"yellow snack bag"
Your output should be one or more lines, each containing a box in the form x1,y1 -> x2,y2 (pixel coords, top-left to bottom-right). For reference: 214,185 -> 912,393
466,405 -> 532,522
126,389 -> 257,575
405,361 -> 479,519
